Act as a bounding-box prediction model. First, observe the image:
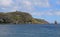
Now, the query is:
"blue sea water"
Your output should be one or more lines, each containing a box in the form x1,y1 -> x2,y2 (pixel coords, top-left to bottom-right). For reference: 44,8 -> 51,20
0,24 -> 60,37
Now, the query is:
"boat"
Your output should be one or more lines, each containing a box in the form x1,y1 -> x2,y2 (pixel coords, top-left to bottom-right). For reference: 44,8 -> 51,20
55,21 -> 57,24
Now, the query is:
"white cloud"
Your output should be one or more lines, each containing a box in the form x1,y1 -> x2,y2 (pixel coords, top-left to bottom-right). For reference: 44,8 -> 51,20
54,11 -> 60,16
15,0 -> 50,12
0,0 -> 14,7
30,12 -> 43,16
45,12 -> 53,16
1,8 -> 6,10
44,10 -> 60,16
30,9 -> 60,17
22,0 -> 34,11
23,1 -> 32,6
56,0 -> 60,5
11,6 -> 19,11
0,0 -> 50,11
45,10 -> 60,16
30,11 -> 52,17
33,0 -> 50,7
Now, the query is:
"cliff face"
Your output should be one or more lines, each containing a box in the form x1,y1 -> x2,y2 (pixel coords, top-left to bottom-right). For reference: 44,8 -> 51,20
0,11 -> 49,24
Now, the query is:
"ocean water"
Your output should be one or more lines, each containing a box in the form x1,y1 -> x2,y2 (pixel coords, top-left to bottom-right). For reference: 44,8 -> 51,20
0,24 -> 60,37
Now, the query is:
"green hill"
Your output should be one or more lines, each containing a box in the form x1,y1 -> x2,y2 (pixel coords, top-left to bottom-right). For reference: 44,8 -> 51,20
0,11 -> 49,24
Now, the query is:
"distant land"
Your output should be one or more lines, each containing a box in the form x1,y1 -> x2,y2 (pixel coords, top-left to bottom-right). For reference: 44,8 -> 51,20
0,11 -> 49,24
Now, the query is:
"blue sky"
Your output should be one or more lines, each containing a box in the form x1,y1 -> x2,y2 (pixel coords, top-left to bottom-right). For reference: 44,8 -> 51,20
0,0 -> 60,23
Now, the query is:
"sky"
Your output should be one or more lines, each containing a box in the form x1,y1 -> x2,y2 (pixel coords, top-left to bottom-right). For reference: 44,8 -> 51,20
0,0 -> 60,23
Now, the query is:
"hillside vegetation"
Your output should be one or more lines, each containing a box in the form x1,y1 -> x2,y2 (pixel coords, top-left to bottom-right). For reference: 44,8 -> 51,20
0,11 -> 49,24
